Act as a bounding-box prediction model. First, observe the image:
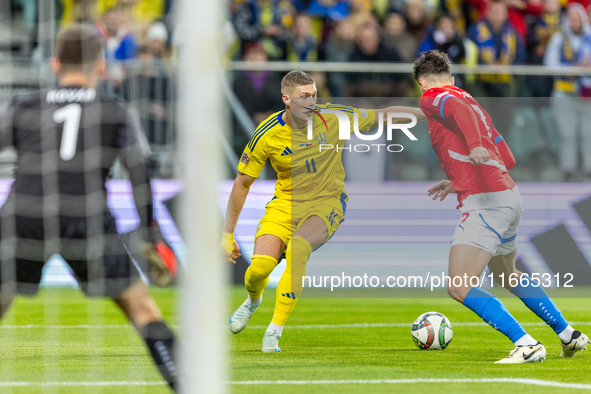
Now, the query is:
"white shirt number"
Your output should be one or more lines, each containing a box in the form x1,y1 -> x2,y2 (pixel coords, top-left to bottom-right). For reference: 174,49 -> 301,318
53,103 -> 82,161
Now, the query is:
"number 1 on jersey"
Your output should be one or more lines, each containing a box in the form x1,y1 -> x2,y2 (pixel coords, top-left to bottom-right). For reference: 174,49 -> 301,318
53,103 -> 82,161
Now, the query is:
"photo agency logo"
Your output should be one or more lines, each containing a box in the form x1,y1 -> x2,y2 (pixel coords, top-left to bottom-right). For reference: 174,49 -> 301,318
306,108 -> 418,153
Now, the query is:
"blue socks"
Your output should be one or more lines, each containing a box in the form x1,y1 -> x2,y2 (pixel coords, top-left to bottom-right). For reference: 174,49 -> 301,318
510,275 -> 569,334
461,275 -> 571,345
463,287 -> 528,343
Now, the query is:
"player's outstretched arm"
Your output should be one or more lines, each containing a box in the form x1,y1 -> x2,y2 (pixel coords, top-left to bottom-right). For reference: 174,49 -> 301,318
221,172 -> 256,264
428,179 -> 456,201
373,106 -> 426,126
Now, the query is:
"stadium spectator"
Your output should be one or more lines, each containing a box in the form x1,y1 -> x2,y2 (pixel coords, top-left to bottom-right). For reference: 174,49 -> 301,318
405,0 -> 432,42
418,14 -> 466,65
309,71 -> 332,97
97,8 -> 137,60
323,17 -> 357,95
347,23 -> 405,96
287,14 -> 318,61
233,42 -> 283,127
526,0 -> 561,96
349,23 -> 401,63
323,17 -> 357,62
146,21 -> 170,60
96,7 -> 139,87
304,0 -> 350,22
466,0 -> 545,40
123,46 -> 174,146
349,0 -> 376,28
383,12 -> 419,62
231,0 -> 295,60
544,3 -> 591,180
436,0 -> 468,35
468,0 -> 525,96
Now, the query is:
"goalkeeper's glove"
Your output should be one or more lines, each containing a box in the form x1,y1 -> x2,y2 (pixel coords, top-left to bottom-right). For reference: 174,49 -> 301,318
122,222 -> 178,287
220,232 -> 240,264
141,222 -> 178,287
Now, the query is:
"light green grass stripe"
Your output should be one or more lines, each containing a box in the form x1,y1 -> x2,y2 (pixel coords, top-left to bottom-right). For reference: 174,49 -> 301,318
229,378 -> 591,389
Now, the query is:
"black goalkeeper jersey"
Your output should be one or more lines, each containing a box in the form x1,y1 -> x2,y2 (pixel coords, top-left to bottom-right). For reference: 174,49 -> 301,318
1,85 -> 153,228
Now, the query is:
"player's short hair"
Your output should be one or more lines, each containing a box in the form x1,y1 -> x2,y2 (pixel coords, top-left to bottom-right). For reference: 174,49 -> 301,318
55,24 -> 104,75
281,70 -> 315,95
413,50 -> 452,81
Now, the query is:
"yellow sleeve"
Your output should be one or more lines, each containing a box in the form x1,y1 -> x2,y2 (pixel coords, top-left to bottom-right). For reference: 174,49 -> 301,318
349,108 -> 376,133
237,131 -> 269,178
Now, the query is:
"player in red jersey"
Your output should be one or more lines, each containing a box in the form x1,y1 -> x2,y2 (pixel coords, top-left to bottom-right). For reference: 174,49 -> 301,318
414,50 -> 589,363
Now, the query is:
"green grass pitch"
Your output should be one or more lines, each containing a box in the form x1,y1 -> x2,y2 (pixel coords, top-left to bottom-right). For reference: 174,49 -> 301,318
0,286 -> 590,393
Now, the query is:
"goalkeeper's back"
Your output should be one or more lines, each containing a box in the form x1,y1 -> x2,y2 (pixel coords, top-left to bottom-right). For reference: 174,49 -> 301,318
2,87 -> 153,228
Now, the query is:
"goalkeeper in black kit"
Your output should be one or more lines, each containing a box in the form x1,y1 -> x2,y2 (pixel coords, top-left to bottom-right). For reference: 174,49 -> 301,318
0,24 -> 179,391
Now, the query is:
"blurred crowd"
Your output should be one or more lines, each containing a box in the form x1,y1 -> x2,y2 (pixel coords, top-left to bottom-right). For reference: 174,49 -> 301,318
7,0 -> 176,150
9,0 -> 175,60
229,0 -> 591,98
228,0 -> 591,182
6,0 -> 591,181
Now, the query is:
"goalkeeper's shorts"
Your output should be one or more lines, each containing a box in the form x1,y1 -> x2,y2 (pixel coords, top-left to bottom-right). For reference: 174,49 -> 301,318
254,193 -> 348,249
0,211 -> 140,297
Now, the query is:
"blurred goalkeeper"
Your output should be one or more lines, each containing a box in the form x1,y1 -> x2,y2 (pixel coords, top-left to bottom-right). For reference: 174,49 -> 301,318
0,25 -> 178,390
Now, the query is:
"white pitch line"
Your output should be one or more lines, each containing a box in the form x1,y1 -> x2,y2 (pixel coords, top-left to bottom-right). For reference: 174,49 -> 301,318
229,378 -> 591,389
245,321 -> 591,330
1,378 -> 589,389
0,381 -> 166,387
0,324 -> 180,329
2,322 -> 591,330
0,324 -> 131,329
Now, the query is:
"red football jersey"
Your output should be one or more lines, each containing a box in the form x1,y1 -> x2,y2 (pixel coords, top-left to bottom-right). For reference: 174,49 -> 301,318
420,85 -> 516,204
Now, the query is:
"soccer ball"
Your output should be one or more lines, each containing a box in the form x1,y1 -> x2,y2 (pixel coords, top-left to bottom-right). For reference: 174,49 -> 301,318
411,312 -> 453,350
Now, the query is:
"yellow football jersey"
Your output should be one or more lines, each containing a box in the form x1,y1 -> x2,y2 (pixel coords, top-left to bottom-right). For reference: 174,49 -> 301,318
237,103 -> 376,202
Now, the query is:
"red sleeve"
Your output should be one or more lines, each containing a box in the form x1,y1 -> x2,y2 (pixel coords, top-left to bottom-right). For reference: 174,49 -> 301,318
442,97 -> 482,151
496,138 -> 517,170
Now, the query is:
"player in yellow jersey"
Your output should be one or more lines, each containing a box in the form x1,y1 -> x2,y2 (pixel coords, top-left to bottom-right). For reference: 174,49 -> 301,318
221,70 -> 425,352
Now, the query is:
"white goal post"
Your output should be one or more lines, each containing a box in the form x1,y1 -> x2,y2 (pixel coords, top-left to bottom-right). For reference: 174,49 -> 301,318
177,0 -> 227,393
